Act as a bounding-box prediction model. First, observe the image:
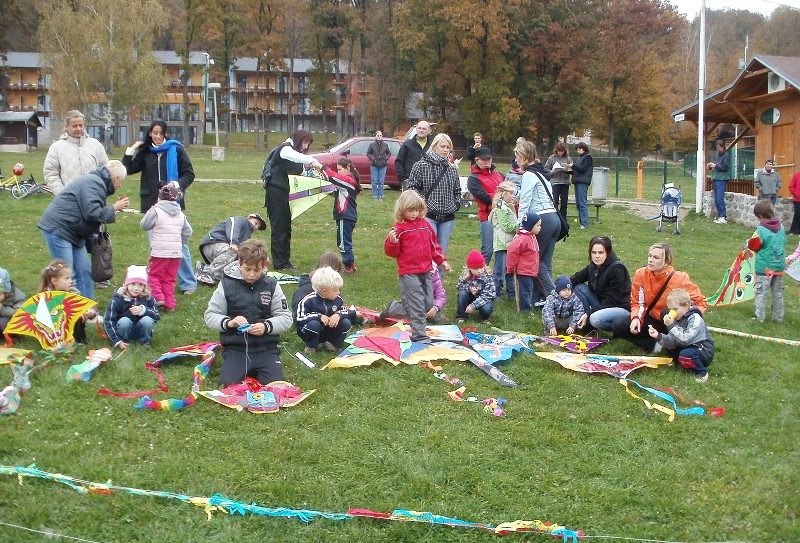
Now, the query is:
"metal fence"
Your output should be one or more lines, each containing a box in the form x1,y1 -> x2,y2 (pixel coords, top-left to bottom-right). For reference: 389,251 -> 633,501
592,157 -> 698,204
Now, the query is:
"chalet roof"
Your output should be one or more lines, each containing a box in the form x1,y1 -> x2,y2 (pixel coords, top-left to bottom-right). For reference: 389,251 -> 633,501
672,54 -> 800,125
0,52 -> 45,69
152,51 -> 212,66
0,112 -> 43,126
231,57 -> 349,74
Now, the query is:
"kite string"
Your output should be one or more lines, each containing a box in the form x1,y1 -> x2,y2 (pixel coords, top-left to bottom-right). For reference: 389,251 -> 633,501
581,536 -> 748,543
0,520 -> 104,543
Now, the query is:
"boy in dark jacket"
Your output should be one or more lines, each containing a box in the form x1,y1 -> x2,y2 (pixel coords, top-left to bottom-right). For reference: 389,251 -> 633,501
204,239 -> 292,386
295,266 -> 356,353
648,288 -> 715,383
196,213 -> 267,285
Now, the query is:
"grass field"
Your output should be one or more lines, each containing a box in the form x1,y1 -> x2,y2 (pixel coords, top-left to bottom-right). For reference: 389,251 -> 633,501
0,145 -> 798,543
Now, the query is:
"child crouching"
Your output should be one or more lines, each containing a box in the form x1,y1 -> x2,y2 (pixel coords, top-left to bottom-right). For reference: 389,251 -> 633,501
295,266 -> 356,353
648,288 -> 715,383
542,275 -> 585,336
104,265 -> 160,350
204,239 -> 292,386
456,250 -> 495,323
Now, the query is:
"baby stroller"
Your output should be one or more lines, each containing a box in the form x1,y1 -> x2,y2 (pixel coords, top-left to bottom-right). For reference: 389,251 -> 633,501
646,183 -> 681,234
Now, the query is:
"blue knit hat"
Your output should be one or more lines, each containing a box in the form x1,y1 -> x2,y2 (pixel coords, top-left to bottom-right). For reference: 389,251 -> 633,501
520,212 -> 541,232
554,275 -> 572,292
0,267 -> 11,293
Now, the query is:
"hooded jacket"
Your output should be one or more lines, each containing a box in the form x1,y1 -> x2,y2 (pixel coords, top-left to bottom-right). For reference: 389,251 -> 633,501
384,217 -> 447,276
748,218 -> 787,274
140,200 -> 193,258
37,167 -> 118,247
506,231 -> 540,277
199,216 -> 257,261
570,252 -> 631,313
467,164 -> 504,221
44,132 -> 109,195
103,289 -> 160,347
654,307 -> 715,363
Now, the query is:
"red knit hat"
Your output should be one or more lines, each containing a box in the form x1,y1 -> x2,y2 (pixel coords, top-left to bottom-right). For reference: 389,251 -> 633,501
466,250 -> 485,269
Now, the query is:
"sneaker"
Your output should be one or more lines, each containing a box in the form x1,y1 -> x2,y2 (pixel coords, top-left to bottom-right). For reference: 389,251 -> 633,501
695,373 -> 709,383
304,346 -> 316,354
343,264 -> 357,275
195,260 -> 204,274
482,319 -> 492,325
95,280 -> 111,289
197,273 -> 216,286
457,318 -> 466,324
533,300 -> 546,308
321,341 -> 339,352
156,300 -> 166,308
182,288 -> 196,295
278,264 -> 299,272
714,217 -> 727,224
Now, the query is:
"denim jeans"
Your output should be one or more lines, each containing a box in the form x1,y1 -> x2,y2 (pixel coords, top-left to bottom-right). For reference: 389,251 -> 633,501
533,212 -> 559,301
456,290 -> 493,320
370,165 -> 386,199
514,275 -> 534,312
425,217 -> 455,256
116,316 -> 155,345
574,182 -> 589,227
552,183 -> 570,218
713,180 -> 727,217
492,251 -> 514,298
573,283 -> 630,331
41,229 -> 94,299
479,220 -> 493,265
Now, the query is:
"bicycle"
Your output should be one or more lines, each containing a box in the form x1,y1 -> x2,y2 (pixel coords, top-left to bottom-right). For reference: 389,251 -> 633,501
0,163 -> 52,200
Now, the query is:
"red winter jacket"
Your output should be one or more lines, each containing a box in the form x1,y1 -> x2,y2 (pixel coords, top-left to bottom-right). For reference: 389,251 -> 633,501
384,218 -> 447,276
506,231 -> 540,277
466,164 -> 504,221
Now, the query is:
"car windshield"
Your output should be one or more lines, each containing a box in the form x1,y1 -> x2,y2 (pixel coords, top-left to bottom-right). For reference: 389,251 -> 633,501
328,140 -> 354,153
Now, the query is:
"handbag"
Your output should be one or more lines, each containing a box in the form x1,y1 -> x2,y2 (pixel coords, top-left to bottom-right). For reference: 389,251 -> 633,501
90,224 -> 113,282
538,173 -> 570,242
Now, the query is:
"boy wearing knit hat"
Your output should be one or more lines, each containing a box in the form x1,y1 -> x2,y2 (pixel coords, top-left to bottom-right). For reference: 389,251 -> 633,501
506,212 -> 541,312
456,250 -> 495,323
103,265 -> 160,350
542,275 -> 585,336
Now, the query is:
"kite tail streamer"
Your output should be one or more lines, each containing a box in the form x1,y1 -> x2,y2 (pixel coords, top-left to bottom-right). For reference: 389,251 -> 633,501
620,378 -> 713,421
707,326 -> 800,346
1,464 -> 581,538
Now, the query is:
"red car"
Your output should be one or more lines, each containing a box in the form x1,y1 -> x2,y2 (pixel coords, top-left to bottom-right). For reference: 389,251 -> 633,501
310,136 -> 404,188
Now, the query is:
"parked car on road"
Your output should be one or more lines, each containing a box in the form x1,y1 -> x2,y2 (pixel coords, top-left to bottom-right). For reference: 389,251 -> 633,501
310,136 -> 404,189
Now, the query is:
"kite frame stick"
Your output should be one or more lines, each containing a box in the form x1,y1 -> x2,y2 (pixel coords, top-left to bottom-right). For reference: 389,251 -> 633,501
707,326 -> 800,346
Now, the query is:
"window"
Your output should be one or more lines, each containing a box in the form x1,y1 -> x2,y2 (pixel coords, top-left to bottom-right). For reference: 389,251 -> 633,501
298,76 -> 308,94
278,76 -> 287,93
297,98 -> 310,115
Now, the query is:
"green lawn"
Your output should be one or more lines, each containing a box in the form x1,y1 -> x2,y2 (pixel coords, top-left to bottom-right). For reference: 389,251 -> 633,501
0,146 -> 798,543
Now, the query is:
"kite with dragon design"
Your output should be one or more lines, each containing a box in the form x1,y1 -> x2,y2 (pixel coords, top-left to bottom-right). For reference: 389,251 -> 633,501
3,291 -> 95,349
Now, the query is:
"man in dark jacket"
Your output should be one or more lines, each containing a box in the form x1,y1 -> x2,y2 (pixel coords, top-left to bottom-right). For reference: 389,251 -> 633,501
197,213 -> 267,285
366,131 -> 391,200
395,121 -> 431,190
37,161 -> 130,299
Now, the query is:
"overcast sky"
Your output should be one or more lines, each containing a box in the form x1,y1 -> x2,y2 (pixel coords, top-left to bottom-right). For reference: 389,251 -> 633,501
669,0 -> 788,19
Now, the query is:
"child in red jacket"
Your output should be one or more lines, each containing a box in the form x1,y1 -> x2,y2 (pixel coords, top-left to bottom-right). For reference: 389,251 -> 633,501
506,212 -> 541,313
384,190 -> 452,342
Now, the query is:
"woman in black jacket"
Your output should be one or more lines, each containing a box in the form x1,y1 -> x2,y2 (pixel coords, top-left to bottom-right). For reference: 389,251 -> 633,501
123,120 -> 197,294
570,235 -> 631,332
570,142 -> 593,229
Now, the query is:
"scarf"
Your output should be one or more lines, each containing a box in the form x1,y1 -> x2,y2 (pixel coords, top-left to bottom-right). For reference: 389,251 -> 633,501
149,140 -> 183,185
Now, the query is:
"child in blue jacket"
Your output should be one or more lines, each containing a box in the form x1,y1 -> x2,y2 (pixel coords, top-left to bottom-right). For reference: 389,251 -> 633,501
295,266 -> 356,353
104,265 -> 160,350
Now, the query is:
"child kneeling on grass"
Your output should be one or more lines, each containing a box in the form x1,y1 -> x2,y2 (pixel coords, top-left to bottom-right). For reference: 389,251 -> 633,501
542,275 -> 585,336
295,266 -> 356,353
456,250 -> 495,324
104,265 -> 160,350
204,239 -> 292,386
648,288 -> 715,383
197,213 -> 267,286
0,267 -> 26,336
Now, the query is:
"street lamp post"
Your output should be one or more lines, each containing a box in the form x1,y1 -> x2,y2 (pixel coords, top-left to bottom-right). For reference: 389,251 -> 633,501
208,82 -> 224,161
202,52 -> 214,131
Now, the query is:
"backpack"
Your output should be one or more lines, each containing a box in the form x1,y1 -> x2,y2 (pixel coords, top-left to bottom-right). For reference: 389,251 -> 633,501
261,146 -> 279,189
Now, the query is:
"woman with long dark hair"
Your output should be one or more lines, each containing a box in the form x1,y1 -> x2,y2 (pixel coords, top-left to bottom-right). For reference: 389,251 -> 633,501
123,120 -> 197,294
263,130 -> 323,271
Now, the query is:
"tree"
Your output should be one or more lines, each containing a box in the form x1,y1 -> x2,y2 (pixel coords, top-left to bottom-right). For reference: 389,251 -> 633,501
176,0 -> 210,146
587,0 -> 684,155
37,0 -> 167,148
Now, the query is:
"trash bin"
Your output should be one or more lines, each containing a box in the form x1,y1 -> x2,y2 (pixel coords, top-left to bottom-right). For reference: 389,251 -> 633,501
592,167 -> 609,199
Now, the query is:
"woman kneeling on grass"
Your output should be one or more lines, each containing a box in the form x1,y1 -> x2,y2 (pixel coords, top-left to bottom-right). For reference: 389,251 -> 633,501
570,235 -> 631,333
611,242 -> 707,353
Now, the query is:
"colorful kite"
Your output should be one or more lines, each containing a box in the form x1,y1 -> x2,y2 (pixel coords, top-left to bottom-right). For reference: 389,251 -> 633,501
707,240 -> 756,306
445,343 -> 519,388
198,378 -> 315,413
98,342 -> 220,411
3,290 -> 95,349
0,464 -> 582,541
786,258 -> 800,282
537,334 -> 608,354
619,378 -> 724,421
66,348 -> 113,381
464,332 -> 534,364
266,271 -> 300,285
0,356 -> 34,415
321,324 -> 475,370
535,351 -> 672,378
288,170 -> 334,219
